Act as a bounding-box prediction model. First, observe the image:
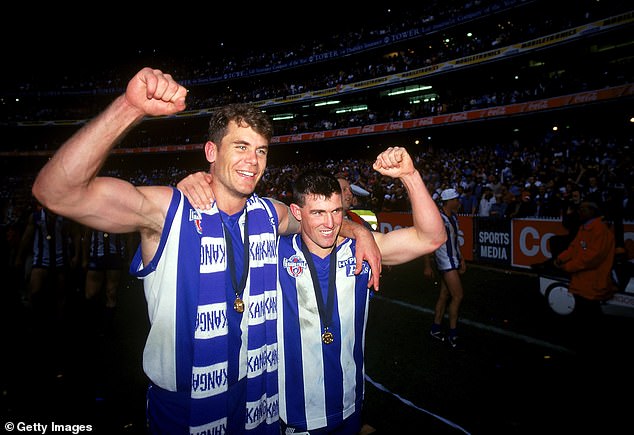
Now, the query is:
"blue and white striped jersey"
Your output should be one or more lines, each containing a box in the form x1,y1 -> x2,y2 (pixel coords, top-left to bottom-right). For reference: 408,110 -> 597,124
277,234 -> 371,432
434,209 -> 462,271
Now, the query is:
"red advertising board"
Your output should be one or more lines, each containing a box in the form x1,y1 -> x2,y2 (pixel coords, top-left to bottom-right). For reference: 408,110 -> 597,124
377,212 -> 633,270
511,218 -> 569,268
511,219 -> 634,269
377,212 -> 473,261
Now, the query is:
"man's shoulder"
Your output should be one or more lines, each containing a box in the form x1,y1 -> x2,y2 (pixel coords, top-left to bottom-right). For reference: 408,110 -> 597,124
254,195 -> 279,213
278,232 -> 299,245
143,185 -> 179,208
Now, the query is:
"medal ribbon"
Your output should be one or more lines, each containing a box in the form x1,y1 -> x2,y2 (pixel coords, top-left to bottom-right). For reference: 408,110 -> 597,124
300,240 -> 336,343
221,211 -> 249,311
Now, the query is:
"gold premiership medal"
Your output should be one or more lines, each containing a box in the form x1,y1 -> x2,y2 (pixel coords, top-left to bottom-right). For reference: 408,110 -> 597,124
233,297 -> 245,313
46,235 -> 52,240
322,330 -> 334,344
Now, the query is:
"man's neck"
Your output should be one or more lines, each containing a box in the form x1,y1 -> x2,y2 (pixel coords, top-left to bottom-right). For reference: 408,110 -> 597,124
217,199 -> 247,215
212,183 -> 249,215
302,235 -> 342,259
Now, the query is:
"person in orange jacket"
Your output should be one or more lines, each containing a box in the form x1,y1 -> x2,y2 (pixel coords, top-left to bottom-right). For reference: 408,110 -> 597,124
554,200 -> 618,356
554,201 -> 617,305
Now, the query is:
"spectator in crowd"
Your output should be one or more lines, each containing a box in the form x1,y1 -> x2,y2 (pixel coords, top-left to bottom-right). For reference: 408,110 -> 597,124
429,182 -> 442,203
582,175 -> 604,206
31,67 -> 381,435
277,147 -> 444,433
381,179 -> 409,211
485,174 -> 503,195
508,190 -> 537,218
534,180 -> 561,217
423,188 -> 466,348
459,186 -> 478,215
478,186 -> 495,216
488,192 -> 508,218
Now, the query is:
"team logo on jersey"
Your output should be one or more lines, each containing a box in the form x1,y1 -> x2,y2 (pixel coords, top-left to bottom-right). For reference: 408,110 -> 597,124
189,209 -> 203,234
283,255 -> 306,277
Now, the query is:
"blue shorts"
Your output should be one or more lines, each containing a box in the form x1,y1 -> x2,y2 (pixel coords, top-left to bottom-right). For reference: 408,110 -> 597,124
281,409 -> 361,435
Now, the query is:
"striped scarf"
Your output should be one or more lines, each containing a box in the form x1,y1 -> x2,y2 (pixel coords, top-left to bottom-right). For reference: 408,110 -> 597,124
190,194 -> 280,434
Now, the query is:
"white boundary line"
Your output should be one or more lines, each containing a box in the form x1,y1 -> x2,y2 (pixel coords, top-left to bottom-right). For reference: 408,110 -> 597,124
376,295 -> 574,354
365,374 -> 472,435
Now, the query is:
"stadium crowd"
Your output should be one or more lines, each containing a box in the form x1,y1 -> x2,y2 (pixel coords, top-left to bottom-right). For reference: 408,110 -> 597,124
2,0 -> 631,260
2,130 -> 632,236
3,0 -> 629,124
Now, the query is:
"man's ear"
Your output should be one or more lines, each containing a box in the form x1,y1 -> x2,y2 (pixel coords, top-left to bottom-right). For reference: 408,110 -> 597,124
204,141 -> 217,163
290,203 -> 302,222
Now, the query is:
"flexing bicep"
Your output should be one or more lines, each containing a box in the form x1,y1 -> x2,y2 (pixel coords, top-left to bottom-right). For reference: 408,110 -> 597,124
375,227 -> 442,266
73,178 -> 170,235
